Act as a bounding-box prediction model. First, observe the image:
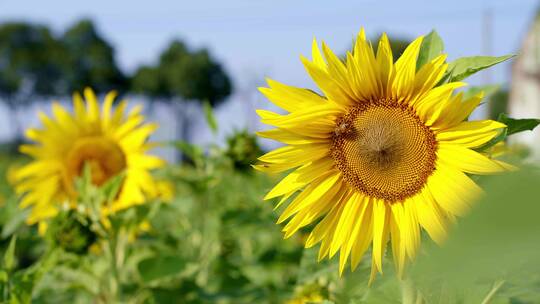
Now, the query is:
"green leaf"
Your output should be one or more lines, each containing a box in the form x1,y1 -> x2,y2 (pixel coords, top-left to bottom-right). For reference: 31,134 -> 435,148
446,55 -> 514,82
101,173 -> 124,204
203,100 -> 218,134
1,205 -> 28,239
3,235 -> 16,271
171,140 -> 204,164
416,30 -> 444,71
498,113 -> 540,136
137,255 -> 186,283
462,84 -> 500,100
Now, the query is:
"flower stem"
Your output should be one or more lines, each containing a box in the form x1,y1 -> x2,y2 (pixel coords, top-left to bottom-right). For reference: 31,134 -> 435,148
107,226 -> 126,302
401,278 -> 416,304
481,280 -> 505,304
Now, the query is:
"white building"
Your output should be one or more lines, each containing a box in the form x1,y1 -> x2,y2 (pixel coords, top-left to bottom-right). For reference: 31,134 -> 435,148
509,10 -> 540,160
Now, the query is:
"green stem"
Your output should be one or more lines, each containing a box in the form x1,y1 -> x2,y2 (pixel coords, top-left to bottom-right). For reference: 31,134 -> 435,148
481,280 -> 505,304
401,278 -> 416,304
107,227 -> 123,302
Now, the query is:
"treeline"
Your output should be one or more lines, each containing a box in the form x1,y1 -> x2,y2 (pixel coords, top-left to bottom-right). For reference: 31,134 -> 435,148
0,19 -> 232,141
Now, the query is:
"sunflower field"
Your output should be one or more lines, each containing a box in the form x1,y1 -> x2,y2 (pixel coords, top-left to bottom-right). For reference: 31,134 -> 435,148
0,18 -> 540,304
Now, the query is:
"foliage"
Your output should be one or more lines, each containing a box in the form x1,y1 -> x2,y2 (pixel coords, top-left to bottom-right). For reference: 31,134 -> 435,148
0,22 -> 66,100
441,55 -> 514,83
0,20 -> 125,98
497,113 -> 540,136
130,39 -> 233,148
131,40 -> 232,105
60,19 -> 126,94
416,30 -> 444,70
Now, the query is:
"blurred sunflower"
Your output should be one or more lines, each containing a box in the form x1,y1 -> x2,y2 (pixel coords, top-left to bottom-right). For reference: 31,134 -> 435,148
14,88 -> 165,227
255,29 -> 513,280
285,292 -> 324,304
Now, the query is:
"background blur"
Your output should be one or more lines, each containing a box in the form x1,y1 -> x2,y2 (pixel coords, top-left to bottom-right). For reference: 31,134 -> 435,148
0,0 -> 539,161
1,1 -> 540,303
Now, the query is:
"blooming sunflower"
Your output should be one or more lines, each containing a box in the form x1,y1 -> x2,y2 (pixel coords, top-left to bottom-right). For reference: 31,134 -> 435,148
255,30 -> 512,280
14,88 -> 165,228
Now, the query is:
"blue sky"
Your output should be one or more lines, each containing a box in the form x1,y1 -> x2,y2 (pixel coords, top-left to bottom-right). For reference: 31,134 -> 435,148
1,0 -> 537,85
0,0 -> 538,152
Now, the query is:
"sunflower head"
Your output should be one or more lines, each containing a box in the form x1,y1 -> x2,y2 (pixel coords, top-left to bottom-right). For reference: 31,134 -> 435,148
14,88 -> 165,226
256,29 -> 512,280
48,211 -> 97,254
225,129 -> 263,170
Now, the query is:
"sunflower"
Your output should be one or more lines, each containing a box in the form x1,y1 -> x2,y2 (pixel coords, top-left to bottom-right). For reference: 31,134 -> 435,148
255,30 -> 512,280
14,88 -> 165,227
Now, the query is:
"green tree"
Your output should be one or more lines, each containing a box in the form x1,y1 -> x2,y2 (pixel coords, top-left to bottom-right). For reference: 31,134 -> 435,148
130,66 -> 163,98
61,19 -> 126,94
0,22 -> 66,141
159,41 -> 232,105
131,40 -> 232,156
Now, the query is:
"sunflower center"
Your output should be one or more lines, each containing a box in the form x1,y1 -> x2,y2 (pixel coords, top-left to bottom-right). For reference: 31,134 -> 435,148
66,136 -> 126,186
331,100 -> 437,202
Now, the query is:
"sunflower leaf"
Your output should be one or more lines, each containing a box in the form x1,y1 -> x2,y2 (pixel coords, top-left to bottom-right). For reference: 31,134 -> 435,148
445,55 -> 514,82
3,235 -> 17,271
137,255 -> 186,283
416,30 -> 444,71
497,113 -> 540,136
171,140 -> 205,165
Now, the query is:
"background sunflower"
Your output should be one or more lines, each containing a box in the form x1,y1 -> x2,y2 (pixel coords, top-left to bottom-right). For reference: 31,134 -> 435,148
14,88 -> 165,227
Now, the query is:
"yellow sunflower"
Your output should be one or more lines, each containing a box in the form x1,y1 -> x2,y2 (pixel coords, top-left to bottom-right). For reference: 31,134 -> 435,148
255,30 -> 512,280
14,88 -> 165,226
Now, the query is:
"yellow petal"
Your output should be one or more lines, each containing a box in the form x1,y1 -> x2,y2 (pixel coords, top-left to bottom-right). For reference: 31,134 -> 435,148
301,56 -> 353,105
376,33 -> 394,96
415,189 -> 447,245
392,36 -> 424,102
371,199 -> 390,273
350,200 -> 373,271
282,182 -> 344,239
278,172 -> 341,225
436,120 -> 506,148
264,159 -> 335,200
438,143 -> 507,175
311,37 -> 327,70
256,128 -> 326,145
427,162 -> 482,216
259,79 -> 326,112
84,87 -> 100,121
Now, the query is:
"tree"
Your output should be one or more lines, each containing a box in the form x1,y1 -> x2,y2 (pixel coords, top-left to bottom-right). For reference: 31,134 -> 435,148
159,42 -> 232,106
61,19 -> 126,94
131,40 -> 232,153
130,66 -> 163,98
0,22 -> 67,141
